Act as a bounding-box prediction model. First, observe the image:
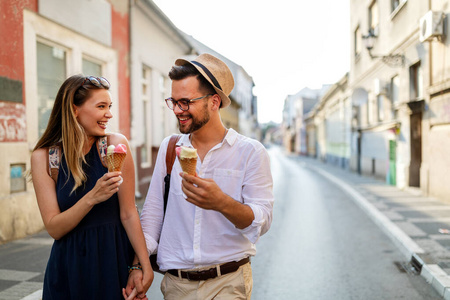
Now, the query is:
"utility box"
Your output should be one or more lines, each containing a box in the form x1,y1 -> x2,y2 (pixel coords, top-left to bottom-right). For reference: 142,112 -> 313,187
419,11 -> 445,42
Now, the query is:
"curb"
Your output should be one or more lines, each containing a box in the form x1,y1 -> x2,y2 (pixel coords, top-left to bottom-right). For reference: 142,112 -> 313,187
307,163 -> 450,299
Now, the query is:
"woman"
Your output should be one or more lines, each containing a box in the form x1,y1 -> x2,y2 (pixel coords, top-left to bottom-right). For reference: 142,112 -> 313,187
30,75 -> 152,299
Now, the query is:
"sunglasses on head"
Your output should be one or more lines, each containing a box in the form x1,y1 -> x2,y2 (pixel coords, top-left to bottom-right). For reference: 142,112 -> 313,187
82,76 -> 110,89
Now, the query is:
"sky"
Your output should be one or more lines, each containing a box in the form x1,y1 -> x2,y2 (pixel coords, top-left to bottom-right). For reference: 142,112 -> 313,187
152,0 -> 350,124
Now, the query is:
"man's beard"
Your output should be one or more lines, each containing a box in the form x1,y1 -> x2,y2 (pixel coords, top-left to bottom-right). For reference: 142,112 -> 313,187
178,103 -> 210,134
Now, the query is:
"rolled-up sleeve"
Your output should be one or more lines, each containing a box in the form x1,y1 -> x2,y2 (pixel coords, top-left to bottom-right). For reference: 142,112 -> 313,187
238,144 -> 274,244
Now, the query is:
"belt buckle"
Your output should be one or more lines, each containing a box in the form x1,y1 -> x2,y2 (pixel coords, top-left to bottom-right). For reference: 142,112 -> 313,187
186,271 -> 195,281
186,268 -> 216,281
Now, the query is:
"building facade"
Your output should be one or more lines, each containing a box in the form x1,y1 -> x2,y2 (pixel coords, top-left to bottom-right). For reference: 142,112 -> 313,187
308,0 -> 450,200
286,1 -> 450,201
0,0 -> 129,243
349,0 -> 449,195
0,0 -> 260,243
309,74 -> 351,167
281,87 -> 329,154
129,0 -> 192,197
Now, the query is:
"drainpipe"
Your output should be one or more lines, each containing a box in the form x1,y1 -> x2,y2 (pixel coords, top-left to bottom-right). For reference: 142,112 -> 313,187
428,0 -> 433,86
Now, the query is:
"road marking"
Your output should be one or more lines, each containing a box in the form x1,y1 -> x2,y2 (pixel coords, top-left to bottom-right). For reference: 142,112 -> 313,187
13,238 -> 54,246
0,282 -> 42,300
0,269 -> 40,281
21,289 -> 42,300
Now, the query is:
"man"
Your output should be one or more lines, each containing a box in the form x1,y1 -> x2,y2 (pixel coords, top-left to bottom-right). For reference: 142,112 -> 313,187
128,53 -> 273,300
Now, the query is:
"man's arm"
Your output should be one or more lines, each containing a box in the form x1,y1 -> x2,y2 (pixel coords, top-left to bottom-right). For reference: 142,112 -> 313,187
180,143 -> 274,242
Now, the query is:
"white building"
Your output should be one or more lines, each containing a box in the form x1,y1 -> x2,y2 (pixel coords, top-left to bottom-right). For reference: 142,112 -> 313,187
129,0 -> 192,196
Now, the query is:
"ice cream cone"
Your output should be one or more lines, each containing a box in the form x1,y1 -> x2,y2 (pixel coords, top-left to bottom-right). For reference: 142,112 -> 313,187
107,153 -> 126,172
179,157 -> 197,175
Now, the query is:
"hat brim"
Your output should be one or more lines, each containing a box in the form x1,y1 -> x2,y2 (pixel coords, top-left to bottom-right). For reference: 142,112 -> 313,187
175,58 -> 231,108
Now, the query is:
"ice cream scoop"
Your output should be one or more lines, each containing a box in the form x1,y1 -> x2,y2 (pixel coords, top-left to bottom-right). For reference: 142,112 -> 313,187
176,146 -> 197,175
106,144 -> 127,172
107,145 -> 115,155
114,144 -> 127,153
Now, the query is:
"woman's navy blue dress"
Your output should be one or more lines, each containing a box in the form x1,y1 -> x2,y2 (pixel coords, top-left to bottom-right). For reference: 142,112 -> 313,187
43,142 -> 134,299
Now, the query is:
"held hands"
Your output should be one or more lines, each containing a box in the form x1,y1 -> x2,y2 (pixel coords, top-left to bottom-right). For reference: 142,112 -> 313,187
88,172 -> 123,205
123,268 -> 153,300
180,172 -> 226,211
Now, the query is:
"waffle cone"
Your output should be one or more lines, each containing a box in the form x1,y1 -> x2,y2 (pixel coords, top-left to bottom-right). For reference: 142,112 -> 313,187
179,157 -> 197,175
107,153 -> 126,172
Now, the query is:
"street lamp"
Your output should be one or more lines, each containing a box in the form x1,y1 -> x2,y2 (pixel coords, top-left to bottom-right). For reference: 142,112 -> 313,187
362,31 -> 405,67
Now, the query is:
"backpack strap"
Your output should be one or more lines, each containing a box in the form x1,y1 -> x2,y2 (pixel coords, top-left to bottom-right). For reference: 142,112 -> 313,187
98,136 -> 108,167
48,143 -> 62,183
163,134 -> 181,214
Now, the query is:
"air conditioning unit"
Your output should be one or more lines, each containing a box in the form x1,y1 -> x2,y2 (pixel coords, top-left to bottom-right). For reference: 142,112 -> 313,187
419,11 -> 445,42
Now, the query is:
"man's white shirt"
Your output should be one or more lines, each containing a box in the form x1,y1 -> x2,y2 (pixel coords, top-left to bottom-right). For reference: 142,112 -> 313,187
140,128 -> 274,271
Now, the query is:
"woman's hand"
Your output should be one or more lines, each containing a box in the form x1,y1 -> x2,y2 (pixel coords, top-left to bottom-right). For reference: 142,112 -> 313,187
88,171 -> 122,205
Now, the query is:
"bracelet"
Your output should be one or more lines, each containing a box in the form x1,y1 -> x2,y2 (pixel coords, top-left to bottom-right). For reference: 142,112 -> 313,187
128,263 -> 142,274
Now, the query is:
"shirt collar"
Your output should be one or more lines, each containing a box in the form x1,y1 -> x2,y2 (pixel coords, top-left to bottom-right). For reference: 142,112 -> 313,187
176,128 -> 237,148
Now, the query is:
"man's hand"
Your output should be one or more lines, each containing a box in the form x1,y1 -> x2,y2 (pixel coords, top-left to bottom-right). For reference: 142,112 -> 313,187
180,172 -> 227,211
123,270 -> 148,300
180,172 -> 255,229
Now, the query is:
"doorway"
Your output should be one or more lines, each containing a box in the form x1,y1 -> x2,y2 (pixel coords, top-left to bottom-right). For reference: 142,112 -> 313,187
409,112 -> 422,187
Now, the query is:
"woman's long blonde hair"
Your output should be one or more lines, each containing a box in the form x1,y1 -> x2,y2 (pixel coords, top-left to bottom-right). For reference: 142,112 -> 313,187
33,74 -> 110,192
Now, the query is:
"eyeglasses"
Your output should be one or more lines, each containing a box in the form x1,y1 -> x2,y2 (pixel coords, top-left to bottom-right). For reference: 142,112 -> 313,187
82,76 -> 110,89
165,94 -> 214,111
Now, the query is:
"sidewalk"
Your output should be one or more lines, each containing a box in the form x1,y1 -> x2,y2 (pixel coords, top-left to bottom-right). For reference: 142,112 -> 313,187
294,154 -> 450,299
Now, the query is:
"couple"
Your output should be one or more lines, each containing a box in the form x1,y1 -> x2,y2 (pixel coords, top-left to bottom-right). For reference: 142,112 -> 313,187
31,53 -> 274,300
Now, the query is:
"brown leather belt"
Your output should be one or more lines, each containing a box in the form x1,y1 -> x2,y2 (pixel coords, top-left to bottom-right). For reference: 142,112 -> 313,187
166,257 -> 250,281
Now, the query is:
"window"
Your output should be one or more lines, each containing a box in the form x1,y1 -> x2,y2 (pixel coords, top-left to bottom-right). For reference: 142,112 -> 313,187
410,62 -> 423,101
354,26 -> 362,58
391,0 -> 406,13
159,75 -> 167,135
82,58 -> 102,77
24,10 -> 118,147
369,1 -> 379,35
10,164 -> 26,193
392,0 -> 400,11
377,95 -> 384,122
391,75 -> 399,105
368,97 -> 375,125
36,42 -> 66,138
141,66 -> 152,167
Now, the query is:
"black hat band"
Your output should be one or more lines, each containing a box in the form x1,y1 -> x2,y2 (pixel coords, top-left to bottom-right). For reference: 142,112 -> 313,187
191,61 -> 223,91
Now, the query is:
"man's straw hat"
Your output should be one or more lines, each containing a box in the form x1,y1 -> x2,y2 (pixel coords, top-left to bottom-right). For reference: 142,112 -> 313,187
175,53 -> 234,108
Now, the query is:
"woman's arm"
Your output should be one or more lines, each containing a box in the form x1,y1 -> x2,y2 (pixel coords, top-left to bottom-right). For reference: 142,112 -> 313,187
31,148 -> 122,240
109,133 -> 153,297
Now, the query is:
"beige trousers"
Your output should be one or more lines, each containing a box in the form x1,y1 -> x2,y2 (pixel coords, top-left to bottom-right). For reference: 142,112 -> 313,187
161,263 -> 253,300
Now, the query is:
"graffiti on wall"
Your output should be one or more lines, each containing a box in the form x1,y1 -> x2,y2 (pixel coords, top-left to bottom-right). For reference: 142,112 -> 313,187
0,102 -> 26,142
